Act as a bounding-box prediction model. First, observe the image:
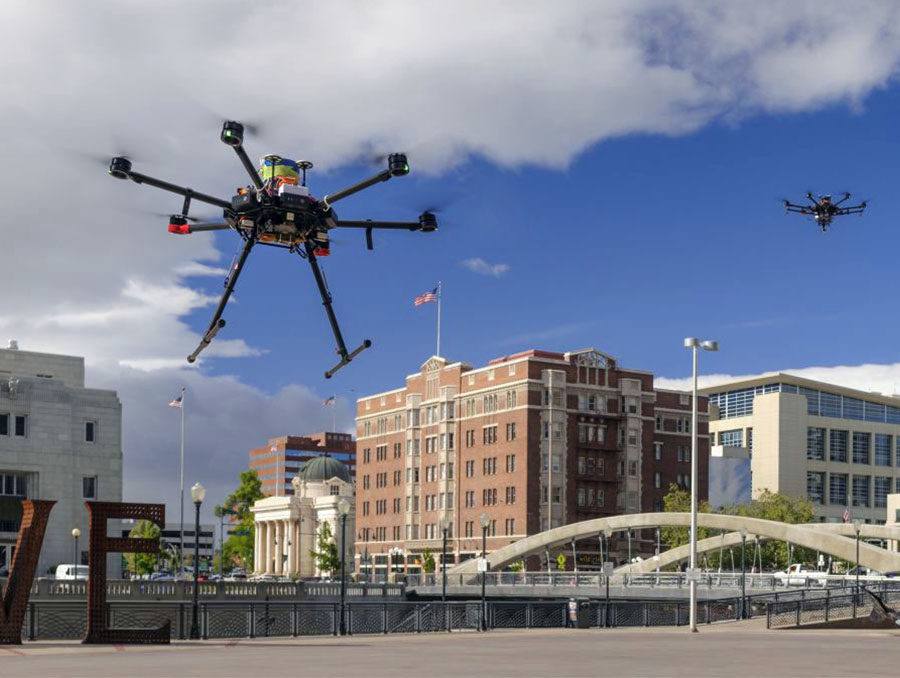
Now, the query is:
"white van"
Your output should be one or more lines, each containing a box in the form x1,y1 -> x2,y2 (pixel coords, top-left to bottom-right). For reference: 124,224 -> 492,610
55,564 -> 89,580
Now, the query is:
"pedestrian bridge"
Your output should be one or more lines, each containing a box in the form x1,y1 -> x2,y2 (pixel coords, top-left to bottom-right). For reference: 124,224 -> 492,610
447,513 -> 900,575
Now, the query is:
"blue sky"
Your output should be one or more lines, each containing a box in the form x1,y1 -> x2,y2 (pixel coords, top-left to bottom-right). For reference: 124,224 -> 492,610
7,0 -> 900,517
190,85 -> 900,401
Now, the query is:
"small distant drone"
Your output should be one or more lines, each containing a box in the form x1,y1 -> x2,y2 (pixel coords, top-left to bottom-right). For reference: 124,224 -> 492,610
783,192 -> 867,232
107,121 -> 437,378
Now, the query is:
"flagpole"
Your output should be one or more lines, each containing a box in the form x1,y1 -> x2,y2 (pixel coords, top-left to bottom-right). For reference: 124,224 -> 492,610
332,396 -> 336,432
436,281 -> 442,357
179,387 -> 185,576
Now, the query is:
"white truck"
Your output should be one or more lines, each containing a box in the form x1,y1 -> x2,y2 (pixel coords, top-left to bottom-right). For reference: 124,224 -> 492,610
55,564 -> 89,580
774,564 -> 828,587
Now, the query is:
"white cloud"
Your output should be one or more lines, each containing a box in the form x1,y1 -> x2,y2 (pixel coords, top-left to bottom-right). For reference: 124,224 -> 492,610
655,362 -> 900,397
460,257 -> 511,277
4,0 -> 900,512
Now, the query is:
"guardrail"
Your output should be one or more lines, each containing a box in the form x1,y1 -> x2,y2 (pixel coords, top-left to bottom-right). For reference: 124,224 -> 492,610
767,588 -> 900,629
403,571 -> 894,591
3,579 -> 404,601
18,597 -> 750,641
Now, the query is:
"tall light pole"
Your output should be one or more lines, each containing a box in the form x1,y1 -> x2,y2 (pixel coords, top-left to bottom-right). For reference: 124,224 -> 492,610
71,528 -> 81,571
853,519 -> 862,593
439,513 -> 451,601
684,336 -> 718,633
480,512 -> 490,631
189,482 -> 205,640
338,498 -> 350,636
740,528 -> 747,619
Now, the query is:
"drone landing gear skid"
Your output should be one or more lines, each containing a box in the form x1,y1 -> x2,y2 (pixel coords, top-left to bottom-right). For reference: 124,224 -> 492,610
303,241 -> 371,379
187,235 -> 257,363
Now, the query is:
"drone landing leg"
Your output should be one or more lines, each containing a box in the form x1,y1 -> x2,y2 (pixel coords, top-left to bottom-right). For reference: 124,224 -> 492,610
187,235 -> 257,363
303,242 -> 371,378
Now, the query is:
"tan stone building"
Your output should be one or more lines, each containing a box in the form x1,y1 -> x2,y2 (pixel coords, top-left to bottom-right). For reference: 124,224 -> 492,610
703,374 -> 900,524
355,348 -> 709,576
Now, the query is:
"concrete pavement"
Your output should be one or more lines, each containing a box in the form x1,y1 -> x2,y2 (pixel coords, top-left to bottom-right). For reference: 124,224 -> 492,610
1,622 -> 897,677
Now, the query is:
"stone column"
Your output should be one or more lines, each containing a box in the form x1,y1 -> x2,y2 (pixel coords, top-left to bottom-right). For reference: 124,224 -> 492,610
286,519 -> 294,576
275,521 -> 285,575
253,521 -> 260,574
264,522 -> 273,574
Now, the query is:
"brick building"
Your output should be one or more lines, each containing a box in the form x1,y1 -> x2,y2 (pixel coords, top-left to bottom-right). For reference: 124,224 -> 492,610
249,432 -> 356,496
354,348 -> 709,576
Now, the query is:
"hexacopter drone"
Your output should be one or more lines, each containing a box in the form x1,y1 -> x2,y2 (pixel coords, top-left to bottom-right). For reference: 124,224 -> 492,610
783,192 -> 867,232
108,121 -> 437,378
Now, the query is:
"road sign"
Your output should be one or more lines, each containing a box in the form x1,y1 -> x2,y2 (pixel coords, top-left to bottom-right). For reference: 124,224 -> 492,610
601,562 -> 614,577
685,567 -> 701,583
476,557 -> 489,572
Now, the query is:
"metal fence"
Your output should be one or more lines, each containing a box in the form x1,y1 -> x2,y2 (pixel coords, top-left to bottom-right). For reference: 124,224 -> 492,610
405,571 -> 900,591
766,588 -> 900,629
19,597 -> 760,641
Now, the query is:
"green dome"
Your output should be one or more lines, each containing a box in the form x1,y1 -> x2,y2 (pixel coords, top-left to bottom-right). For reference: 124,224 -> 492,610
298,455 -> 351,483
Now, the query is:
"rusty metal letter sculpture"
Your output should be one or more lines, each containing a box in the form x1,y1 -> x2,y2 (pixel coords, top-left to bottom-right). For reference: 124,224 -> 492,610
83,501 -> 169,644
0,500 -> 55,644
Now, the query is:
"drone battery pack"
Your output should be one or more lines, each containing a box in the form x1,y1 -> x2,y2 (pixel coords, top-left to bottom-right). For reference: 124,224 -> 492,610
231,193 -> 257,211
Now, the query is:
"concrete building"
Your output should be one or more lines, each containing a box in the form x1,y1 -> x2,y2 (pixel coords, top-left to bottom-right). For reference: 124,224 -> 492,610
249,432 -> 356,496
0,342 -> 122,575
251,456 -> 354,577
704,373 -> 900,524
354,348 -> 709,575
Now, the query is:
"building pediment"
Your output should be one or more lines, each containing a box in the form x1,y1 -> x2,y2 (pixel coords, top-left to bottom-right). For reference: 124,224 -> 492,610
565,348 -> 614,369
420,355 -> 447,373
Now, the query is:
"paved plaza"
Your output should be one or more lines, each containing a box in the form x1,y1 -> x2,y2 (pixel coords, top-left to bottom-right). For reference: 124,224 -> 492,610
1,622 -> 897,677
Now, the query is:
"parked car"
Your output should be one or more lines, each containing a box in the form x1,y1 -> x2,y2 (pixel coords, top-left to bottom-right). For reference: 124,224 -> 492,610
149,571 -> 175,581
774,564 -> 828,587
55,564 -> 89,580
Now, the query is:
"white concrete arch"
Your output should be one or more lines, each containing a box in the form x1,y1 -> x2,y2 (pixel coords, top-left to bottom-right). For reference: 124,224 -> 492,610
448,513 -> 900,575
621,522 -> 900,574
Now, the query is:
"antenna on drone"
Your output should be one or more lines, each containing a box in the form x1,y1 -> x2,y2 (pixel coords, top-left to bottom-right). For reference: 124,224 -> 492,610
298,160 -> 313,187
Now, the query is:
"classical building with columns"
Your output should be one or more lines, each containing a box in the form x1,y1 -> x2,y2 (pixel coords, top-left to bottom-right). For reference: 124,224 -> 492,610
251,456 -> 355,577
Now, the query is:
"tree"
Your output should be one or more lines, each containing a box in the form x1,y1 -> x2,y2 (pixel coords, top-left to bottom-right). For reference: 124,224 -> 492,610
310,520 -> 340,576
422,548 -> 435,574
219,470 -> 264,570
660,484 -> 713,552
124,520 -> 161,575
661,485 -> 818,571
507,560 -> 524,573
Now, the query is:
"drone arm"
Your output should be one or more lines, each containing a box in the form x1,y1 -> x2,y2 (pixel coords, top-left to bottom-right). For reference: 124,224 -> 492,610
837,205 -> 867,215
230,145 -> 264,190
303,242 -> 371,378
128,170 -> 232,210
186,235 -> 256,363
833,193 -> 851,207
335,219 -> 422,230
322,169 -> 392,208
784,202 -> 811,215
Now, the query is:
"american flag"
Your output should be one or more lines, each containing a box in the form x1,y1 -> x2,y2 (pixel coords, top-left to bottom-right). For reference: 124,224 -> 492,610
415,287 -> 437,306
168,388 -> 184,408
842,508 -> 850,523
322,395 -> 336,407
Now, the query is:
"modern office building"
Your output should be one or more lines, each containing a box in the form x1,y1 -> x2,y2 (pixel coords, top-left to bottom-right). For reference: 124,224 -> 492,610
249,432 -> 356,496
0,342 -> 123,575
354,348 -> 709,575
703,373 -> 900,523
119,521 -> 215,572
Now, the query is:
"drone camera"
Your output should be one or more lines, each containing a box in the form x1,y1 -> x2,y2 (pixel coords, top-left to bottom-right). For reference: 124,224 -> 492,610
388,153 -> 410,177
221,121 -> 244,148
418,211 -> 438,232
108,156 -> 132,180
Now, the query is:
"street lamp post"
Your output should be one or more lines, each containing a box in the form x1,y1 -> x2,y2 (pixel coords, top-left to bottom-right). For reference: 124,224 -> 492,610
603,528 -> 612,628
439,513 -> 451,601
684,336 -> 718,633
480,512 -> 490,631
71,528 -> 81,571
740,528 -> 747,619
338,498 -> 350,636
853,519 -> 862,594
189,482 -> 205,640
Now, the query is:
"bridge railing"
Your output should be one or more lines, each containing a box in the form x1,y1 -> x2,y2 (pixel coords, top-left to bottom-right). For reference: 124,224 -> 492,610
403,571 -> 894,590
766,588 -> 900,628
